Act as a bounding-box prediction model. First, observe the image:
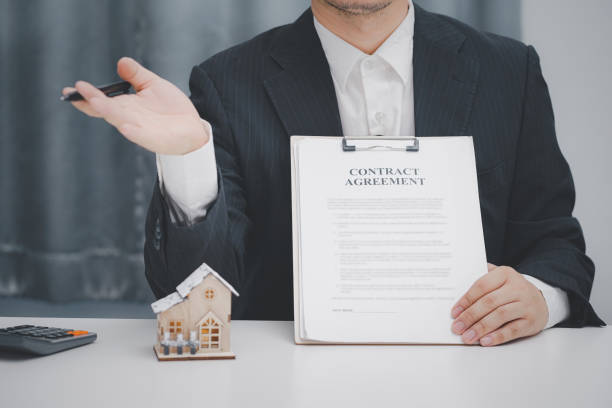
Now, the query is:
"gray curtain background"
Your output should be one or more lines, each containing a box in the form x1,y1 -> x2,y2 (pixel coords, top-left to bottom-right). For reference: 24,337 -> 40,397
0,1 -> 520,311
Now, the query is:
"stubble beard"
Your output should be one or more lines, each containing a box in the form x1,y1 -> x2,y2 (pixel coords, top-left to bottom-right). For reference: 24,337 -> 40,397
323,0 -> 394,16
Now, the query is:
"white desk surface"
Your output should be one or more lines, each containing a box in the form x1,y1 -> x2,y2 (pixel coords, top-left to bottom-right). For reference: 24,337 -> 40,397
0,317 -> 610,408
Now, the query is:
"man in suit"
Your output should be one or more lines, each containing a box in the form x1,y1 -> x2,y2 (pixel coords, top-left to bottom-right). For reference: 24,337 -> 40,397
64,0 -> 604,346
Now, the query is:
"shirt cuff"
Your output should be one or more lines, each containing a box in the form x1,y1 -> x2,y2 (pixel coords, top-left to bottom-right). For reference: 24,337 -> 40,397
156,119 -> 219,224
522,274 -> 570,329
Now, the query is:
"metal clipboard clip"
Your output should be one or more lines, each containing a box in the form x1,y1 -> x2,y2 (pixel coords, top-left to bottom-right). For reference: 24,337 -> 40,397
342,136 -> 419,152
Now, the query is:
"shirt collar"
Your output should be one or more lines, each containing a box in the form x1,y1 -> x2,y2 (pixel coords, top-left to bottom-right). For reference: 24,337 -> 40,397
314,0 -> 415,90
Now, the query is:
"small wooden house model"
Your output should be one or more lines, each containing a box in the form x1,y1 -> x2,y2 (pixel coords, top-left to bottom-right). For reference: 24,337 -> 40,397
151,262 -> 239,361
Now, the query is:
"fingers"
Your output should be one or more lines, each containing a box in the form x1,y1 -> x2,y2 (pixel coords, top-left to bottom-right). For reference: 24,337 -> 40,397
451,286 -> 517,336
487,263 -> 497,272
479,318 -> 531,347
450,266 -> 547,346
451,266 -> 510,318
117,57 -> 157,91
75,81 -> 135,127
458,301 -> 523,344
75,80 -> 106,100
62,86 -> 102,118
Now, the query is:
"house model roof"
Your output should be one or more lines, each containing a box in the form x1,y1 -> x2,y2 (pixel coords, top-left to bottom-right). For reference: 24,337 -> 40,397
150,262 -> 239,314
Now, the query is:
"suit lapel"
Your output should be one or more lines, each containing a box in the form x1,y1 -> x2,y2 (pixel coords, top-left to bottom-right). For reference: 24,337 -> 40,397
264,9 -> 343,138
413,5 -> 480,136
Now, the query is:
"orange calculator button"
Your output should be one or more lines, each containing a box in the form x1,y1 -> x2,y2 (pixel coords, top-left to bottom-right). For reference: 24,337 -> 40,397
67,330 -> 88,336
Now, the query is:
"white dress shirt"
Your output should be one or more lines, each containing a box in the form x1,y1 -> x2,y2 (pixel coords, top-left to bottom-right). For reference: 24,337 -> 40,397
156,1 -> 569,329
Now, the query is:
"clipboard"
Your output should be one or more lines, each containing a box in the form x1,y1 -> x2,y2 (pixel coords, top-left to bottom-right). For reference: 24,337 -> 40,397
341,135 -> 419,152
290,136 -> 488,345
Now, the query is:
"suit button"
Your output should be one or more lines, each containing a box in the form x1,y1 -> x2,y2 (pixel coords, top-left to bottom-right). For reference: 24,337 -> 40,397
155,218 -> 162,237
154,218 -> 161,250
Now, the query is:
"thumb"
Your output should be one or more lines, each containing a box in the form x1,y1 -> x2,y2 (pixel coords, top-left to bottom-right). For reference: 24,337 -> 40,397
117,57 -> 158,91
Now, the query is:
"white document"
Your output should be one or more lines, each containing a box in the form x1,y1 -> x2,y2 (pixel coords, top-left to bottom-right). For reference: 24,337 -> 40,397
291,136 -> 488,344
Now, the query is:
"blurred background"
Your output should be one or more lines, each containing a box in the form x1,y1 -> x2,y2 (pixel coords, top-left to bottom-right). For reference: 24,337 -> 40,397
1,0 -> 610,322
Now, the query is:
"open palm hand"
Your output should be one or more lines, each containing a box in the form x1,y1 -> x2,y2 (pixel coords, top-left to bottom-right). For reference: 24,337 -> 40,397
63,57 -> 208,155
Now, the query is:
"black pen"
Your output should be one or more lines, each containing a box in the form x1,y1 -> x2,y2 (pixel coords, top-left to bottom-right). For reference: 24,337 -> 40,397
60,80 -> 132,102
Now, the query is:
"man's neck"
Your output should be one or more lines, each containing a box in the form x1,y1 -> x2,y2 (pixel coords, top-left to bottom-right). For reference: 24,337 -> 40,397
311,0 -> 410,55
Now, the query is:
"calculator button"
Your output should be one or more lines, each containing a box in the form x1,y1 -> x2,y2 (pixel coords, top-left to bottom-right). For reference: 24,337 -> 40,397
67,330 -> 88,336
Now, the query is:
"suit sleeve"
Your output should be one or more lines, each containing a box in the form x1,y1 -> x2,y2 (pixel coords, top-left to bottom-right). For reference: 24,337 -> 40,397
143,65 -> 250,298
503,46 -> 605,327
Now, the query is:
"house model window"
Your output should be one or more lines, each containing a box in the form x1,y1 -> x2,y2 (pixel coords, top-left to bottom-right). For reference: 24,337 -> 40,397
151,262 -> 239,361
204,288 -> 215,299
169,320 -> 183,337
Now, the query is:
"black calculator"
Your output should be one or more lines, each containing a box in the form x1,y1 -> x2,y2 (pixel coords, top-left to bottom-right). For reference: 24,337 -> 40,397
0,325 -> 97,355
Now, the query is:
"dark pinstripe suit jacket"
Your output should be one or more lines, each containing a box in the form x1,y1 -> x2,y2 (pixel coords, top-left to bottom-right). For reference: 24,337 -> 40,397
144,6 -> 604,326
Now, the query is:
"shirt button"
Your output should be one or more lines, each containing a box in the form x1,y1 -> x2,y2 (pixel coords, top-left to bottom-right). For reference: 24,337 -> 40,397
363,60 -> 374,70
375,112 -> 386,123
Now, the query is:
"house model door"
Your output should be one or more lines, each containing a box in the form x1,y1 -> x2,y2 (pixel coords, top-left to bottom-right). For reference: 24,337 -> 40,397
199,312 -> 222,351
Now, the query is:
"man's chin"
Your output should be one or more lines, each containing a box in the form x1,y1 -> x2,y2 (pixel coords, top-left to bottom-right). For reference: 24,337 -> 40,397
323,0 -> 394,16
